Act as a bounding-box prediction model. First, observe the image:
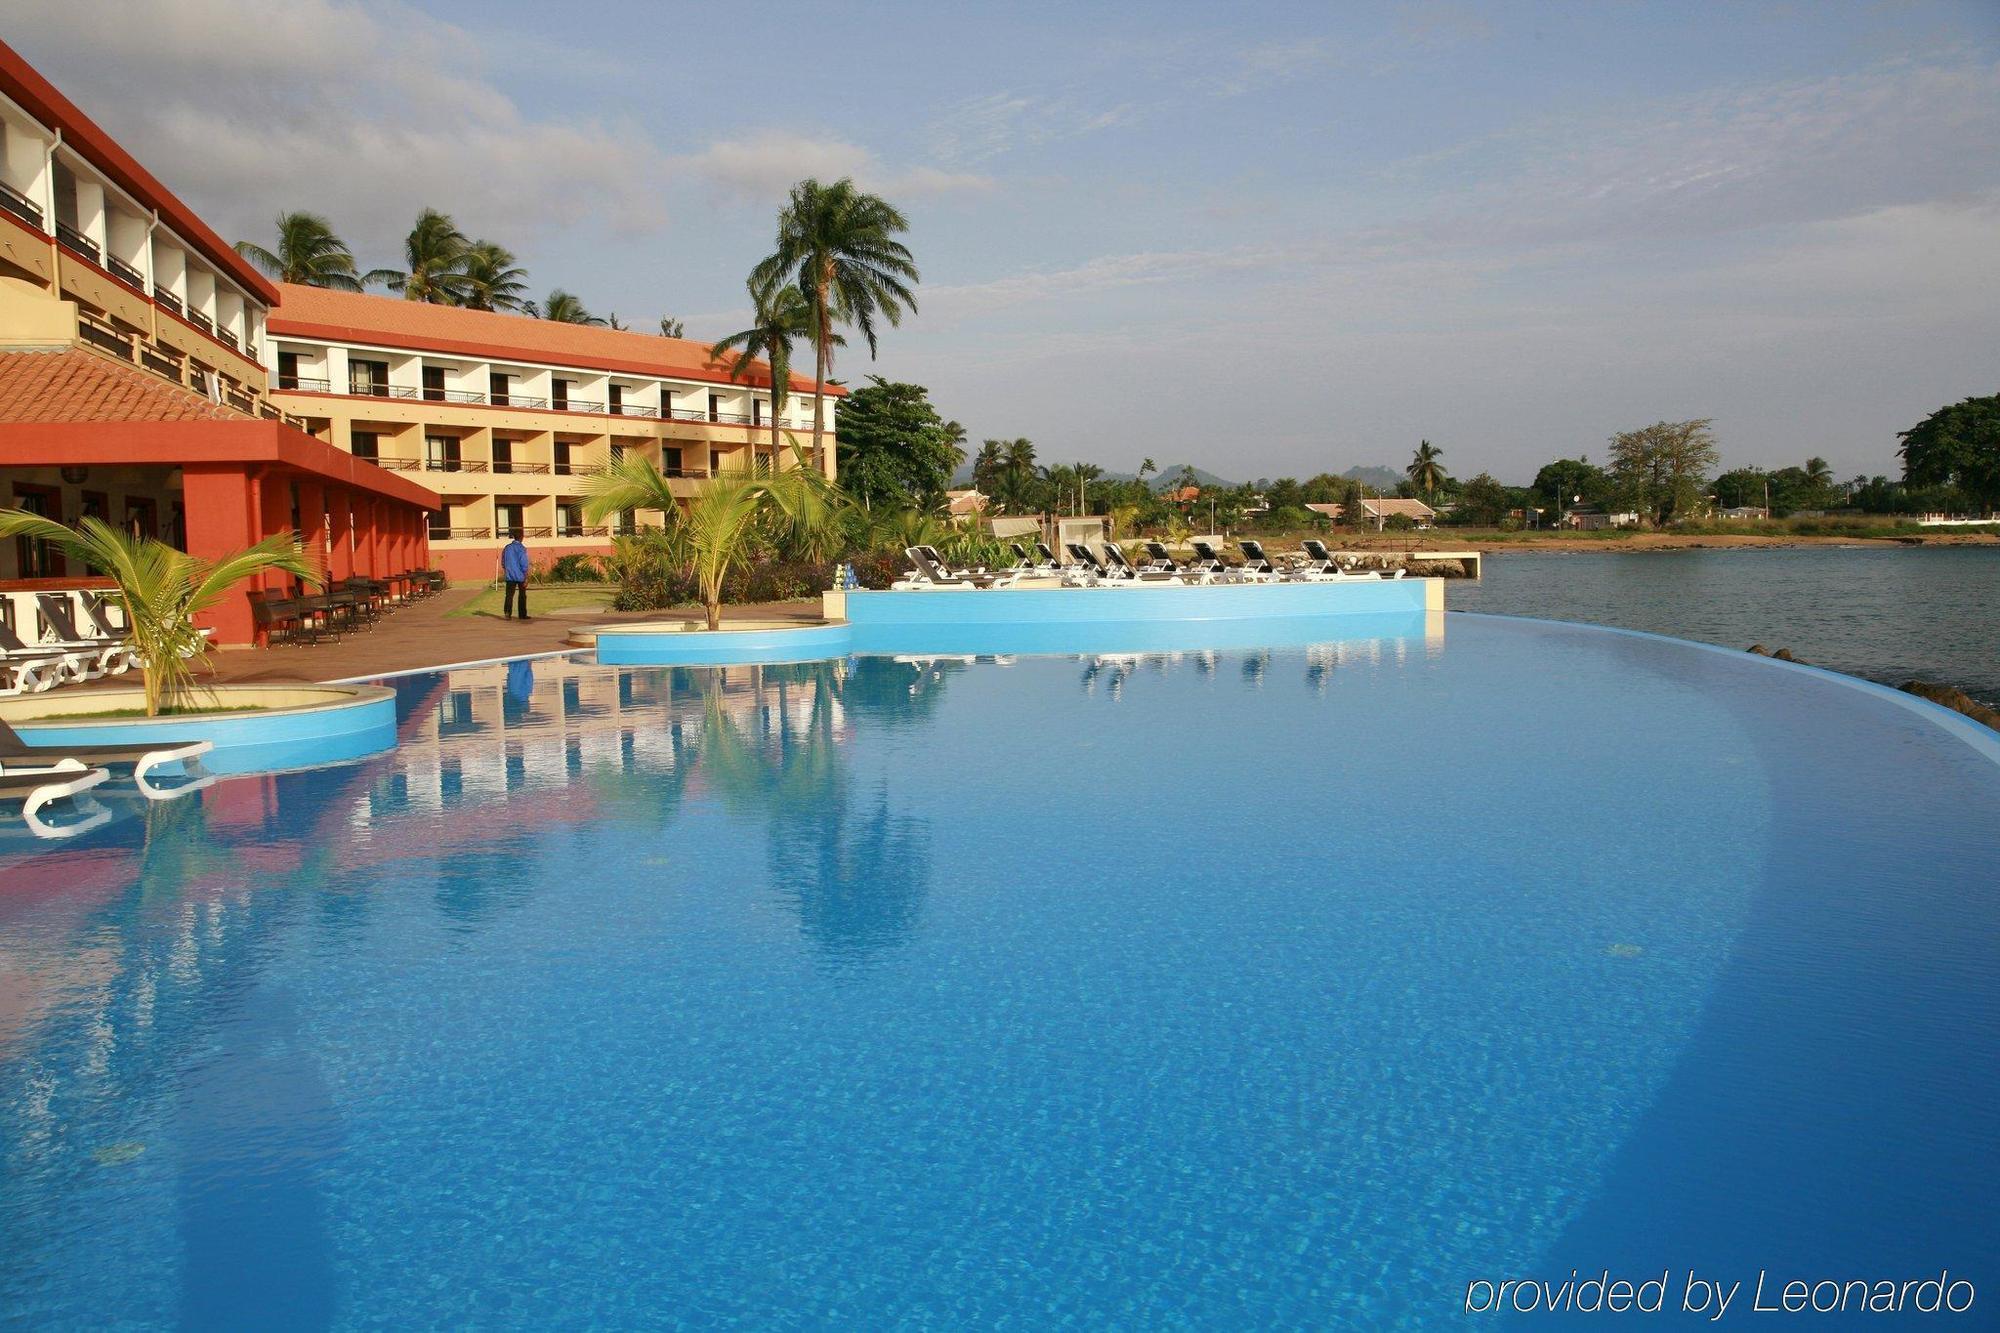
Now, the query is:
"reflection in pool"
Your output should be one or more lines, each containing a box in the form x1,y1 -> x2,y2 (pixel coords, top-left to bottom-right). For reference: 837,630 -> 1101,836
1,614 -> 1996,1327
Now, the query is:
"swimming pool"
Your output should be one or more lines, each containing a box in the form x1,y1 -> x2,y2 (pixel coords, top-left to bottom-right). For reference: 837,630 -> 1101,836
2,614 -> 1996,1326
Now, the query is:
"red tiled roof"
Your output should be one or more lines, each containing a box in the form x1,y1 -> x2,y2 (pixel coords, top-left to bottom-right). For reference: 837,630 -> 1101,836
268,285 -> 842,396
0,39 -> 279,305
0,348 -> 251,423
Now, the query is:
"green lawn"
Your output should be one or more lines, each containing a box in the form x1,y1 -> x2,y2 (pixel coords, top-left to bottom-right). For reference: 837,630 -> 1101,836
447,583 -> 616,619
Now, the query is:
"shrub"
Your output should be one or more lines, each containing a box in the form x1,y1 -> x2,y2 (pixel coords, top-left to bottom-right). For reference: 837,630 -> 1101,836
542,552 -> 605,583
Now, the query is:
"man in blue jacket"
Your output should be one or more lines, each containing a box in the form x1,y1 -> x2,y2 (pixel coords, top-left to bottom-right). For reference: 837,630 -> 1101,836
499,533 -> 531,620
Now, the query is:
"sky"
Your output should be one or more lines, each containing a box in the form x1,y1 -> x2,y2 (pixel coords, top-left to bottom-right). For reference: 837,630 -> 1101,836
11,0 -> 1999,484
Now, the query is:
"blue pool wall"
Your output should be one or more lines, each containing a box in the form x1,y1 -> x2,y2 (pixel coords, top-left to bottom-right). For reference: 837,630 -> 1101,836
10,687 -> 399,775
595,580 -> 1440,664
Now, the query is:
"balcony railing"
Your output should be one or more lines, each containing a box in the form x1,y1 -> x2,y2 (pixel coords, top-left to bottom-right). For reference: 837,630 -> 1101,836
54,221 -> 100,264
490,461 -> 551,475
214,328 -> 240,353
490,393 -> 551,410
279,375 -> 332,392
139,344 -> 185,379
555,525 -> 612,539
556,398 -> 605,414
422,459 -> 489,473
0,180 -> 43,230
498,526 -> 555,539
184,311 -> 213,335
429,527 -> 492,542
376,458 -> 423,472
153,287 -> 183,316
105,255 -> 145,291
77,318 -> 130,358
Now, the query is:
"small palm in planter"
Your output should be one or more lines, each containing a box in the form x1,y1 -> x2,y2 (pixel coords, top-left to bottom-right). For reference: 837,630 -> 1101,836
583,451 -> 837,631
0,513 -> 319,717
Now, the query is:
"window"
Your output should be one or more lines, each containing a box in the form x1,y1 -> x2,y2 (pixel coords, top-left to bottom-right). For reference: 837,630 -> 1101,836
490,371 -> 511,407
663,388 -> 675,418
557,503 -> 583,536
553,440 -> 573,476
753,398 -> 764,426
422,366 -> 446,402
278,350 -> 301,390
350,431 -> 380,462
663,446 -> 683,475
616,508 -> 636,536
349,359 -> 388,396
497,503 -> 525,539
12,486 -> 63,577
610,443 -> 625,463
425,435 -> 462,472
125,497 -> 157,541
429,505 -> 454,540
708,391 -> 721,423
552,378 -> 570,410
492,439 -> 513,475
608,384 -> 623,414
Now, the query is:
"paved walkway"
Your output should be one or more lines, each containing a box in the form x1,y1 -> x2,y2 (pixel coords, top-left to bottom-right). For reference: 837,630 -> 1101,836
198,590 -> 824,684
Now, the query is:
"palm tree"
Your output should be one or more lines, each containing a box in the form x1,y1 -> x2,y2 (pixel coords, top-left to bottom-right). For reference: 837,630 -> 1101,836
1046,464 -> 1079,517
992,438 -> 1042,514
234,211 -> 393,290
1076,462 -> 1104,515
1407,440 -> 1446,498
583,453 -> 836,631
971,440 -> 1006,494
709,276 -> 825,473
0,513 -> 316,716
751,178 -> 920,471
1805,457 -> 1833,498
386,208 -> 470,303
532,289 -> 605,325
458,240 -> 529,312
659,316 -> 686,338
606,313 -> 628,331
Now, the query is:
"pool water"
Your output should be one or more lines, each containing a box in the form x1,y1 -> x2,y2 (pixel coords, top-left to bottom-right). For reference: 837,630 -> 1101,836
1,615 -> 1996,1327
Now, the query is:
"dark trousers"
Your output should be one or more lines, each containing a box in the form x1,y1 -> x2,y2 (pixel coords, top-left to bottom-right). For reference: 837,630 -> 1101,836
503,579 -> 529,618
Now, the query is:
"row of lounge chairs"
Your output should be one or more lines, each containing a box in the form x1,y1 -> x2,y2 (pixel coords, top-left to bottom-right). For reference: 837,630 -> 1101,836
249,570 -> 445,647
895,539 -> 1408,589
0,590 -> 144,696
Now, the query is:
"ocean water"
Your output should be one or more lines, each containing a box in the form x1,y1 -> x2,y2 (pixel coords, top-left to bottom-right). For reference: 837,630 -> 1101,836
1447,546 -> 2000,704
1,615 -> 1996,1327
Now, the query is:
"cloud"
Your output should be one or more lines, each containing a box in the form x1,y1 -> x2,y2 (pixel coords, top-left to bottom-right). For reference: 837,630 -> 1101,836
924,247 -> 1300,317
683,132 -> 995,204
1402,51 -> 2000,246
927,91 -> 1141,165
1192,38 -> 1335,97
7,0 -> 674,255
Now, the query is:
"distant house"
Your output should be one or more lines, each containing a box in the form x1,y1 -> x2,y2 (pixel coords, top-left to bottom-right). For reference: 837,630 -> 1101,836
1718,506 -> 1769,520
946,488 -> 989,520
1163,485 -> 1201,504
1304,498 -> 1436,529
1563,507 -> 1641,530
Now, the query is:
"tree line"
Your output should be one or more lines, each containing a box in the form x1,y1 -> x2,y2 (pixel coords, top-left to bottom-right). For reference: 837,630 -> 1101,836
234,209 -> 683,333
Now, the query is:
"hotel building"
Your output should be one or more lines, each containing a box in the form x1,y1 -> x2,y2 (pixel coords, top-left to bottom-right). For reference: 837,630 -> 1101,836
0,35 -> 831,636
0,39 -> 435,644
264,288 -> 838,580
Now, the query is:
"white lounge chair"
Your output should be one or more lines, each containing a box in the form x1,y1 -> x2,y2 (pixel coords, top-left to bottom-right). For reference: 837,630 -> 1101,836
0,758 -> 112,839
34,594 -> 135,678
0,620 -> 86,693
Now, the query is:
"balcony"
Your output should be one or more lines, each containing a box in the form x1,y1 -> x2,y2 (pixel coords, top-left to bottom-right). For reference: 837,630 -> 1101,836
184,310 -> 213,335
138,343 -> 185,380
54,220 -> 100,264
490,461 -> 552,475
0,180 -> 43,231
555,525 -> 612,539
77,318 -> 131,358
429,527 -> 492,542
153,287 -> 183,316
279,374 -> 333,392
556,398 -> 604,414
105,254 -> 145,291
422,459 -> 490,474
214,328 -> 240,353
497,526 -> 555,540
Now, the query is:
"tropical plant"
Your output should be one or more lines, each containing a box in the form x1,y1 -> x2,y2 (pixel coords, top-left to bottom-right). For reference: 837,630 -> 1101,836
1804,456 -> 1833,491
710,275 -> 822,473
1609,419 -> 1720,525
533,289 -> 605,325
458,240 -> 530,312
833,377 -> 962,512
0,514 -> 316,716
994,437 -> 1041,514
583,452 -> 837,630
751,178 -> 920,471
233,211 -> 393,290
660,316 -> 686,338
1407,440 -> 1447,497
1898,395 -> 2000,510
386,208 -> 470,303
971,440 -> 1005,494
